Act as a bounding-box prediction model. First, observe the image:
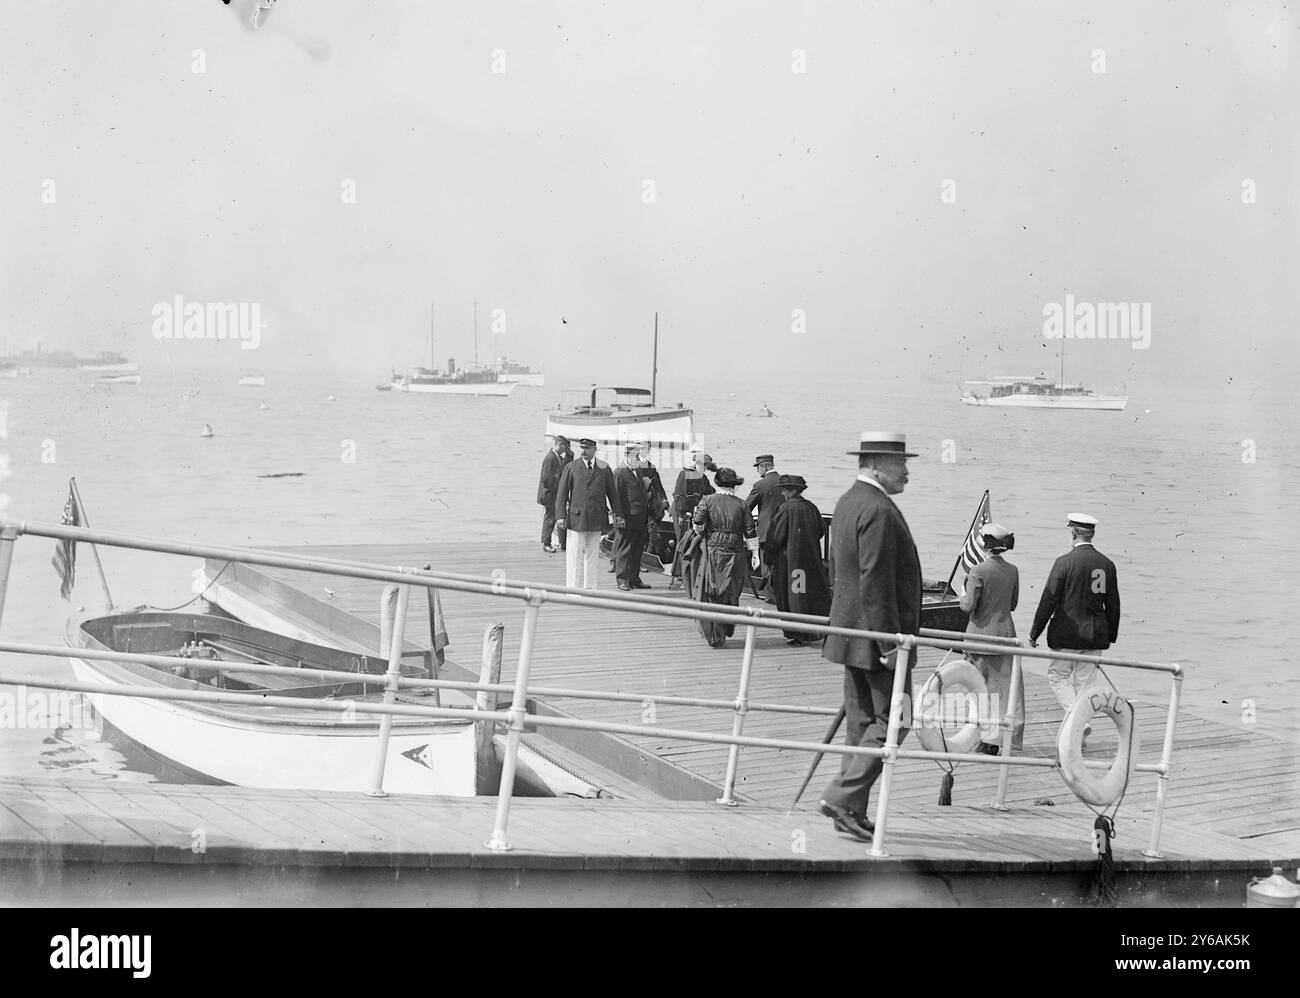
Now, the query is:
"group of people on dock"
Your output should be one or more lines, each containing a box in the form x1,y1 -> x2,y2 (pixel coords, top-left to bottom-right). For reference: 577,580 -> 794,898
537,429 -> 1122,844
537,439 -> 832,647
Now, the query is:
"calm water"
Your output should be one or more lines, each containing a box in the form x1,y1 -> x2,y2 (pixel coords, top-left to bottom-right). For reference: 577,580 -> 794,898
1,368 -> 1296,782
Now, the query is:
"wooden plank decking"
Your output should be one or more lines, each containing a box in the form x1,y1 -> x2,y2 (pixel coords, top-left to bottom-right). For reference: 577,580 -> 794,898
0,776 -> 1287,907
228,541 -> 1300,857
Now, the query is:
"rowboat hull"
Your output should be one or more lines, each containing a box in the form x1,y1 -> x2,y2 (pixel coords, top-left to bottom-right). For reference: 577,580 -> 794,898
99,374 -> 142,385
67,612 -> 478,796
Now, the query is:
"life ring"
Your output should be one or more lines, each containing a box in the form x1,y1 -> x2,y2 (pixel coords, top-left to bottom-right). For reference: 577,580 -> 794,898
914,658 -> 989,756
1057,687 -> 1138,807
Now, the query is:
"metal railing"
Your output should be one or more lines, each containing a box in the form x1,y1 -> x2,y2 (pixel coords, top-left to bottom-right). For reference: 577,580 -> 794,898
0,518 -> 1183,859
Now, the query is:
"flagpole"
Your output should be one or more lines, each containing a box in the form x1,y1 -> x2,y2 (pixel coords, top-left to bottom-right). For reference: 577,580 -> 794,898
69,477 -> 114,610
944,489 -> 989,595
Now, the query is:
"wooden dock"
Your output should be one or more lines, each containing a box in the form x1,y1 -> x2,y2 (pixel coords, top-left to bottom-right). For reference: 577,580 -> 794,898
242,541 -> 1300,852
3,539 -> 1295,906
0,776 -> 1285,907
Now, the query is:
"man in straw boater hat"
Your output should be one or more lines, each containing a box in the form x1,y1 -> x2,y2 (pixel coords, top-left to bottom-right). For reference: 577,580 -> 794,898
554,437 -> 622,590
1028,512 -> 1121,743
817,431 -> 922,842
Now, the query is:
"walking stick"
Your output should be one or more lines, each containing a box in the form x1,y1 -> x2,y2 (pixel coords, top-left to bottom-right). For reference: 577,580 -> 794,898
787,706 -> 845,814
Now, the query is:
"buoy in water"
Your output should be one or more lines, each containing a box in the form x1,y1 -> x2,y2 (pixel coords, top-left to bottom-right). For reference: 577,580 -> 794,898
200,424 -> 214,438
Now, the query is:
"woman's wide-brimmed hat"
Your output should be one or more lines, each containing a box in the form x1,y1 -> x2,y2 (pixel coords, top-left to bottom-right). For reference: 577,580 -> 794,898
777,474 -> 807,491
713,467 -> 744,487
846,431 -> 917,457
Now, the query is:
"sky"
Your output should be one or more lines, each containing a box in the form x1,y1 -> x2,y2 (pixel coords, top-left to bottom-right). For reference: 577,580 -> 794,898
1,0 -> 1296,388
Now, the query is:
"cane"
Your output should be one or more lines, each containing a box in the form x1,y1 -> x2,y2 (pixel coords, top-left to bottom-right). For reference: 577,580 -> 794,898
787,706 -> 846,815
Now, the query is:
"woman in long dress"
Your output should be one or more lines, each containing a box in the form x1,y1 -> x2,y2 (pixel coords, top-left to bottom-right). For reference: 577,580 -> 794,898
668,451 -> 716,589
685,467 -> 757,648
958,522 -> 1025,754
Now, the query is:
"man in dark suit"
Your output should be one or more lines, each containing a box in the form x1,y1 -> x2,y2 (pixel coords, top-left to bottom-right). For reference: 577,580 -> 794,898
555,437 -> 622,589
819,432 -> 922,843
745,454 -> 785,599
613,443 -> 652,591
1029,513 -> 1121,732
537,435 -> 572,553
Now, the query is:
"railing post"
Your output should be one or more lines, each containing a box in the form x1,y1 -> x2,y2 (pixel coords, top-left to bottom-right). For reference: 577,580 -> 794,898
992,644 -> 1024,810
715,619 -> 757,807
1143,666 -> 1182,858
365,582 -> 410,797
486,590 -> 543,851
0,523 -> 19,629
870,637 -> 915,857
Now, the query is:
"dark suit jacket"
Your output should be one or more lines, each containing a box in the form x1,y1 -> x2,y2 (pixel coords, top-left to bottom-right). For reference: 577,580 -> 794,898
745,470 -> 786,544
554,458 -> 621,533
959,554 -> 1019,639
1029,543 -> 1120,650
613,465 -> 649,530
821,480 -> 922,671
537,449 -> 572,506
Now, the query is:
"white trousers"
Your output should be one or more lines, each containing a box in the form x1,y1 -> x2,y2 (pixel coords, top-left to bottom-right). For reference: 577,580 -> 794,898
1047,649 -> 1115,712
565,530 -> 602,589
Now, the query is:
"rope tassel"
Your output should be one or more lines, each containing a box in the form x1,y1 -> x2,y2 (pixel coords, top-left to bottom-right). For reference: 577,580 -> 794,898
1093,814 -> 1117,906
938,770 -> 954,806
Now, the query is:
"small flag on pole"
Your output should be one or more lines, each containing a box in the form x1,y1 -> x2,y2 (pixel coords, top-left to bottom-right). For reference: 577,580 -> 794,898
428,588 -> 449,668
51,483 -> 81,600
957,491 -> 993,577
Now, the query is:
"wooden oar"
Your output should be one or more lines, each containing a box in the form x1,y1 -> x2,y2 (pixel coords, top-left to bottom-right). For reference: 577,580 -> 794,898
787,706 -> 845,814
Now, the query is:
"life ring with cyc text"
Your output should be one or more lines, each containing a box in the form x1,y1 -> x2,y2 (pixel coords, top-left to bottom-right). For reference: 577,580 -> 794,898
1057,687 -> 1139,807
914,658 -> 989,756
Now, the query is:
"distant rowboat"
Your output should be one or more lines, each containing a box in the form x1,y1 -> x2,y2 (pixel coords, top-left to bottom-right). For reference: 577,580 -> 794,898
99,373 -> 142,385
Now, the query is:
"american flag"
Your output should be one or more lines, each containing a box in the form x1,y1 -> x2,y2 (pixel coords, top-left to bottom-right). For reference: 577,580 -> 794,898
957,491 -> 993,577
51,484 -> 80,600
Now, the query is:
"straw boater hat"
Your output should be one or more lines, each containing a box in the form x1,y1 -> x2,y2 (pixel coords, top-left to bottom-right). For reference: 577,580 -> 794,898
713,467 -> 744,487
846,431 -> 917,457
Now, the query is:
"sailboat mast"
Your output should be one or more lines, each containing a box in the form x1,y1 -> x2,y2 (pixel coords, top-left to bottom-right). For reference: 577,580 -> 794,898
651,312 -> 658,407
473,301 -> 479,367
430,304 -> 436,370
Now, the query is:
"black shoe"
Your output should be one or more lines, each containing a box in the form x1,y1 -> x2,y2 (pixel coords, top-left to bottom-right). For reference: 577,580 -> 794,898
818,800 -> 874,841
542,544 -> 557,553
617,583 -> 631,591
977,742 -> 1001,756
608,562 -> 617,573
632,580 -> 651,589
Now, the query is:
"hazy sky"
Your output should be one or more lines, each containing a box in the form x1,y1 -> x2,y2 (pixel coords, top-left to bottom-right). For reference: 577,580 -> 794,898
2,1 -> 1295,388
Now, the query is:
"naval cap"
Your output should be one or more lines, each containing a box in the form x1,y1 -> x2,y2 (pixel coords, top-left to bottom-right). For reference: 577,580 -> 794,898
1067,512 -> 1098,529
